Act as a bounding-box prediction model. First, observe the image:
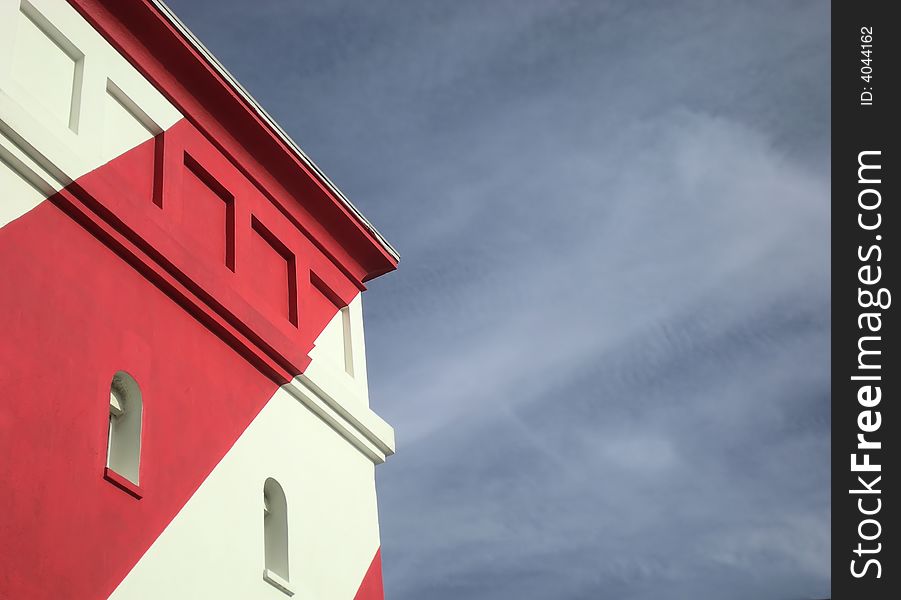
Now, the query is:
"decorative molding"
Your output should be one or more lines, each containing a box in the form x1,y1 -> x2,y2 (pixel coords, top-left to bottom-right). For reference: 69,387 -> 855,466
252,214 -> 299,326
66,0 -> 399,283
283,375 -> 395,465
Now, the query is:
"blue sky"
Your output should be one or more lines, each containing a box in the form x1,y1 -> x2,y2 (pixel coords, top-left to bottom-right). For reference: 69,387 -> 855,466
166,1 -> 831,597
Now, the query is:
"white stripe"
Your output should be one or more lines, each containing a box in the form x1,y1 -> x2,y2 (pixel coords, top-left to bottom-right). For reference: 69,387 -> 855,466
0,0 -> 182,229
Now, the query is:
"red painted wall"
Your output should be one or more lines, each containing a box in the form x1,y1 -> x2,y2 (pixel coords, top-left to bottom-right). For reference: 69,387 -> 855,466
0,188 -> 279,598
354,549 -> 386,600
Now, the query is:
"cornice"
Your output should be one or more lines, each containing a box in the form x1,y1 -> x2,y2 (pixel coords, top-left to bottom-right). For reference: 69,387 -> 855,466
67,0 -> 399,283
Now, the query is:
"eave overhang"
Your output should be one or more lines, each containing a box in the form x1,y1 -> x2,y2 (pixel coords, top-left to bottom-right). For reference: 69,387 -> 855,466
69,0 -> 399,285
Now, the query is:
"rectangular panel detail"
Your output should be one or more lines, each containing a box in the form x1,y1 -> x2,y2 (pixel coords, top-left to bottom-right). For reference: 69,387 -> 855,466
341,306 -> 354,377
0,150 -> 46,228
103,81 -> 161,205
181,153 -> 235,270
250,216 -> 298,326
309,273 -> 352,374
12,1 -> 84,132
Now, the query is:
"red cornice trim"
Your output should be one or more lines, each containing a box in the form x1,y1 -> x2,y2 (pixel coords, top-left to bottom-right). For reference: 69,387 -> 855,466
67,0 -> 397,284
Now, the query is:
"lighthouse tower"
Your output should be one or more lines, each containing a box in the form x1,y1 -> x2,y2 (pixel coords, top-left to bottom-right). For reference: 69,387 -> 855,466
0,1 -> 398,598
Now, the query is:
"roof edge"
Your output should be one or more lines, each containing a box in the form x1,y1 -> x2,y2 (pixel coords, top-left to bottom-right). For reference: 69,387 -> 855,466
148,0 -> 400,263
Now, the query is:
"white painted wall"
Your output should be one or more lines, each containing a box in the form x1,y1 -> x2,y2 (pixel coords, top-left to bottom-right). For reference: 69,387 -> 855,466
0,146 -> 46,224
295,293 -> 395,465
306,293 -> 372,407
109,387 -> 383,600
0,0 -> 182,229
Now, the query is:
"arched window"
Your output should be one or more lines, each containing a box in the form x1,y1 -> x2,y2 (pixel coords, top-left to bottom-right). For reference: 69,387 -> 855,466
263,478 -> 293,595
106,371 -> 142,485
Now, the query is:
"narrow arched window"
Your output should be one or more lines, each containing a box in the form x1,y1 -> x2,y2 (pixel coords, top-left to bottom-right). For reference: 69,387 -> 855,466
106,371 -> 142,485
263,478 -> 292,595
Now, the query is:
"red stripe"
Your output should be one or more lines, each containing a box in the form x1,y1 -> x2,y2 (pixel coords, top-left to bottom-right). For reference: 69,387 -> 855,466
354,549 -> 386,600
